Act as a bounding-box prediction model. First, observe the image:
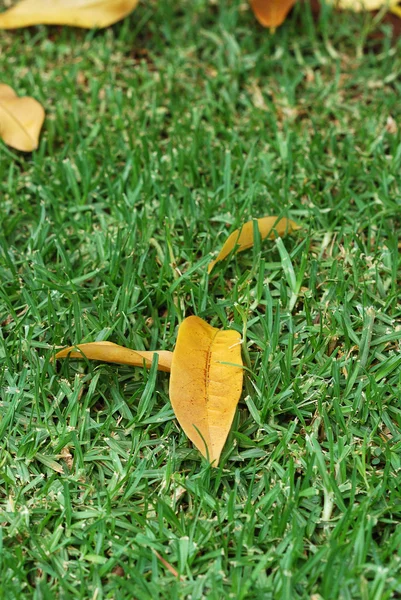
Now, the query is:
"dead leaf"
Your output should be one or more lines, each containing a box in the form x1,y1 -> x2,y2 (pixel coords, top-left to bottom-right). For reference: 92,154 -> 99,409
59,446 -> 74,469
54,321 -> 243,466
152,550 -> 183,580
250,0 -> 297,29
54,341 -> 173,373
169,316 -> 243,466
328,0 -> 399,10
0,0 -> 139,29
0,83 -> 44,151
386,116 -> 397,134
249,82 -> 269,111
208,216 -> 300,274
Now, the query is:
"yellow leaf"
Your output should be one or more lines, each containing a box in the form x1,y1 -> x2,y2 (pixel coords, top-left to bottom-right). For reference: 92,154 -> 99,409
329,0 -> 399,10
250,0 -> 297,28
54,341 -> 173,373
0,83 -> 44,152
208,216 -> 300,274
0,0 -> 139,29
169,316 -> 243,466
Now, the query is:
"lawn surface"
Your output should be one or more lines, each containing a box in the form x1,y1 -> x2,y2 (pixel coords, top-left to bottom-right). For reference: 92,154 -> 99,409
1,1 -> 401,598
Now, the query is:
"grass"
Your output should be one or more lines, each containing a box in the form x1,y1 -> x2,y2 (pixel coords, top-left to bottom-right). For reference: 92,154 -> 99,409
1,0 -> 401,598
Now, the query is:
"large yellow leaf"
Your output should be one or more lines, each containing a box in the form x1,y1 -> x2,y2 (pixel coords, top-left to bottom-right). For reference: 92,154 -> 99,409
250,0 -> 297,28
208,216 -> 300,274
169,316 -> 243,466
328,0 -> 399,10
0,0 -> 139,29
0,84 -> 44,151
54,341 -> 173,372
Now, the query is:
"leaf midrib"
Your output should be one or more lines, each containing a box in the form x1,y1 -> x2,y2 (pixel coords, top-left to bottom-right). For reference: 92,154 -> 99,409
203,328 -> 220,451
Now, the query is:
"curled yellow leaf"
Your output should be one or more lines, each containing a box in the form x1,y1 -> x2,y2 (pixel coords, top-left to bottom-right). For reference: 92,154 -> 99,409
250,0 -> 297,28
54,341 -> 173,373
0,0 -> 139,29
0,83 -> 44,152
169,316 -> 243,466
208,216 -> 300,274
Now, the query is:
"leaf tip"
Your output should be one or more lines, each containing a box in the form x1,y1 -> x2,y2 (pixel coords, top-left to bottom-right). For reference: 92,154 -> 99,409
207,260 -> 216,274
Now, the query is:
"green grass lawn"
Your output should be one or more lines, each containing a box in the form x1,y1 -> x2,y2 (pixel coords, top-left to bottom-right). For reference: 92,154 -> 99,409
1,1 -> 401,598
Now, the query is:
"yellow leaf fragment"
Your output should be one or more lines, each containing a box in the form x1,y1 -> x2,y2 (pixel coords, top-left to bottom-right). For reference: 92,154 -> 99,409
208,216 -> 300,274
169,316 -> 243,466
54,341 -> 173,373
0,83 -> 44,151
328,0 -> 399,11
0,0 -> 139,29
250,0 -> 297,28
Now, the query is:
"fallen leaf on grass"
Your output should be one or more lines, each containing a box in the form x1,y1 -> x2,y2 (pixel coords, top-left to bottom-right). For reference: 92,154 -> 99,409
390,5 -> 401,17
169,316 -> 243,466
250,0 -> 297,28
0,83 -> 44,151
208,216 -> 300,274
54,317 -> 243,466
0,0 -> 139,29
54,341 -> 173,373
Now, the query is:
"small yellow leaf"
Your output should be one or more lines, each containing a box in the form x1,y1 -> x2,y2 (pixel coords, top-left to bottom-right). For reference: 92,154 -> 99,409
250,0 -> 297,28
0,83 -> 44,152
208,216 -> 300,274
0,0 -> 139,29
329,0 -> 399,11
54,341 -> 173,373
169,316 -> 243,466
